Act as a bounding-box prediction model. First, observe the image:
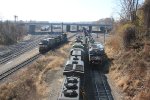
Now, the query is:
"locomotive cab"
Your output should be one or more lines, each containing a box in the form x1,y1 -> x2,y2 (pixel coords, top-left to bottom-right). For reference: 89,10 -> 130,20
89,42 -> 104,65
39,39 -> 49,53
47,38 -> 55,49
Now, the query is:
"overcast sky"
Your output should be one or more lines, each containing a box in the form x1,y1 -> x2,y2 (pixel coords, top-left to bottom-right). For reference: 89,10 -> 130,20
0,0 -> 144,22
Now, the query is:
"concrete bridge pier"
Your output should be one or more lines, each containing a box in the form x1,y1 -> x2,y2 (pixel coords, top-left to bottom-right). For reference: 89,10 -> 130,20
66,25 -> 70,32
50,24 -> 53,33
89,26 -> 92,33
29,25 -> 35,34
77,25 -> 79,31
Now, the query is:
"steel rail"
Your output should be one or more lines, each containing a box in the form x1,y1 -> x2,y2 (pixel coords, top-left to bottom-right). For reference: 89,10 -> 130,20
0,53 -> 41,80
0,33 -> 77,81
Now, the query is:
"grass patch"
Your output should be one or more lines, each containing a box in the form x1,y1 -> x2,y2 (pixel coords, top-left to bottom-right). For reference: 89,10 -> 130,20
0,41 -> 73,99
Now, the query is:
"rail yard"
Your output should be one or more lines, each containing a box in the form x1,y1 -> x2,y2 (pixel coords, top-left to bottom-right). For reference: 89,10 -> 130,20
0,26 -> 116,100
0,0 -> 149,100
0,33 -> 76,80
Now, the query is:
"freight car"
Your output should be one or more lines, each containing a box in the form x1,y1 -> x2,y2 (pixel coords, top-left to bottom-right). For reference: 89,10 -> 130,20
70,48 -> 85,61
58,28 -> 106,100
58,76 -> 80,100
63,59 -> 84,77
72,43 -> 85,50
58,36 -> 85,100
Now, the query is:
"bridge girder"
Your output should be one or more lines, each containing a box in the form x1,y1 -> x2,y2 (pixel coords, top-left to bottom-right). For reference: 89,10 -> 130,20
27,22 -> 112,34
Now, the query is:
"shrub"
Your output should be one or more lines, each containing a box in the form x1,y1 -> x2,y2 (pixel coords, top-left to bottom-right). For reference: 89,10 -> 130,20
0,21 -> 27,45
122,24 -> 136,49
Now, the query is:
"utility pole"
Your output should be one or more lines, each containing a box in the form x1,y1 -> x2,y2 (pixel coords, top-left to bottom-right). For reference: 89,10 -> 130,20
14,15 -> 18,23
97,26 -> 99,38
62,22 -> 63,33
104,26 -> 107,46
50,24 -> 53,33
0,18 -> 2,30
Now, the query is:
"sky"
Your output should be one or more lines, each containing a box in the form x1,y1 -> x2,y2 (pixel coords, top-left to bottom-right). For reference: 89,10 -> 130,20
0,0 -> 143,22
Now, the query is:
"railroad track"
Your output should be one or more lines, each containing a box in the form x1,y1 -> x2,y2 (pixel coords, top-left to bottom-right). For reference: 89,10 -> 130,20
81,32 -> 113,100
0,53 -> 41,80
0,35 -> 42,58
0,36 -> 48,65
0,33 -> 77,81
91,69 -> 113,100
84,65 -> 114,100
0,33 -> 76,65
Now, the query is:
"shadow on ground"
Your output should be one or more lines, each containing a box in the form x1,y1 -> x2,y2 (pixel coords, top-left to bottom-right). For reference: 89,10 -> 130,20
82,52 -> 114,100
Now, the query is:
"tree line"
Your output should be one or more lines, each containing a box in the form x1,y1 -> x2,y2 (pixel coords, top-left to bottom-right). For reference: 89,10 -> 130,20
0,21 -> 27,45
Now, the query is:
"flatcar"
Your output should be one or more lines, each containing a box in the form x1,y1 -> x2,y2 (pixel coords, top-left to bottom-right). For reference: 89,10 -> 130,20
72,43 -> 85,50
58,76 -> 80,100
63,59 -> 84,77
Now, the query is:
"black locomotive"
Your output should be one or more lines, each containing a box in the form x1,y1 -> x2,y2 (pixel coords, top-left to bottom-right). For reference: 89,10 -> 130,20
39,33 -> 67,53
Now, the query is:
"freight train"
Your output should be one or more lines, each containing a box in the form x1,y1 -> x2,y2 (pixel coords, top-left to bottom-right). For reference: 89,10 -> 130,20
39,33 -> 67,53
58,28 -> 105,100
58,34 -> 86,100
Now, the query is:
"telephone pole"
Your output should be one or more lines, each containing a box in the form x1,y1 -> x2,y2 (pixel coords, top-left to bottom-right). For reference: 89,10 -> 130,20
14,15 -> 18,23
62,22 -> 63,33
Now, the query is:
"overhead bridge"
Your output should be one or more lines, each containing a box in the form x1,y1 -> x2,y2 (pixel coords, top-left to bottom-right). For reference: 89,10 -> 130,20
27,22 -> 112,34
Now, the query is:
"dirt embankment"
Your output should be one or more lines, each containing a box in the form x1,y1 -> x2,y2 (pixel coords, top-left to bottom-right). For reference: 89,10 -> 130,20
105,37 -> 150,100
0,41 -> 73,100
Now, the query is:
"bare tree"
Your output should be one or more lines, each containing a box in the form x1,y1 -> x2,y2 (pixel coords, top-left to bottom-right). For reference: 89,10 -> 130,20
0,21 -> 27,45
143,0 -> 150,28
143,0 -> 150,36
119,0 -> 139,22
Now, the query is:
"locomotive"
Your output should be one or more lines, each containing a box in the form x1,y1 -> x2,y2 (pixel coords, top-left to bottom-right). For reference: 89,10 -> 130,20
39,33 -> 67,53
89,42 -> 104,65
58,28 -> 105,100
